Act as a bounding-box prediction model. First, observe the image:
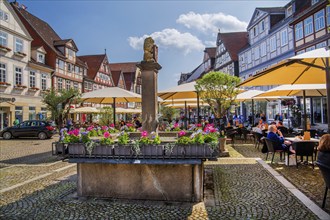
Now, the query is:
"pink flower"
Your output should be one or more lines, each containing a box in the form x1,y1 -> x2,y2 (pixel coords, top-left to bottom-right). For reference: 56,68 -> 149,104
104,131 -> 111,138
141,131 -> 148,137
174,123 -> 179,128
101,126 -> 108,131
178,130 -> 186,137
197,123 -> 202,127
68,129 -> 80,136
109,123 -> 115,128
87,126 -> 94,131
126,123 -> 133,127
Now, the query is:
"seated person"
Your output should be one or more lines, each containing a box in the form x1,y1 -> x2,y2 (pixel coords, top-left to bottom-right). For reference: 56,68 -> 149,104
119,120 -> 127,131
267,125 -> 293,152
277,121 -> 289,135
133,116 -> 142,129
317,134 -> 330,169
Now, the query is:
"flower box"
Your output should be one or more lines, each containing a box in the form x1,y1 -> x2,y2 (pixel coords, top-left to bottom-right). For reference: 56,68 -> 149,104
0,82 -> 10,86
184,144 -> 216,158
28,87 -> 40,91
92,145 -> 114,157
114,145 -> 132,158
14,51 -> 27,57
140,144 -> 164,158
0,45 -> 11,52
14,84 -> 27,89
68,143 -> 86,157
164,144 -> 185,158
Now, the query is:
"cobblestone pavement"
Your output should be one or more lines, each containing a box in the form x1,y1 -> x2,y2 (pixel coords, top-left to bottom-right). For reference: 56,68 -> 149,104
232,142 -> 330,213
0,137 -> 321,219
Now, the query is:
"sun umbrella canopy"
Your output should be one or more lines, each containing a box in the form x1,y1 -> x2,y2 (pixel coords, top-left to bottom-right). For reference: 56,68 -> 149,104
158,81 -> 197,100
115,107 -> 141,113
239,47 -> 329,87
164,103 -> 209,109
256,84 -> 326,97
81,87 -> 142,104
71,107 -> 99,113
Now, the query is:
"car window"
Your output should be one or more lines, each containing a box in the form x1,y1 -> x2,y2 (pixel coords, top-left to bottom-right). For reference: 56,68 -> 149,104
21,121 -> 31,127
30,121 -> 37,126
39,122 -> 46,126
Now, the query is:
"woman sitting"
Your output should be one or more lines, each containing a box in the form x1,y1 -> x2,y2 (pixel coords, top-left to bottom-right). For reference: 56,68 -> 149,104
317,134 -> 330,169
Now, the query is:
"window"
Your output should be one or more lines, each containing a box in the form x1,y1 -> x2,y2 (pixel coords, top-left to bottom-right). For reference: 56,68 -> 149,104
67,63 -> 73,72
29,106 -> 36,120
29,71 -> 36,88
74,82 -> 78,90
41,74 -> 47,90
253,26 -> 258,36
67,49 -> 75,60
15,106 -> 23,124
306,46 -> 315,52
15,67 -> 22,85
286,5 -> 293,17
75,66 -> 80,74
295,22 -> 303,40
259,21 -> 265,33
57,59 -> 64,69
66,80 -> 71,90
0,9 -> 9,22
37,53 -> 45,63
260,42 -> 266,57
15,38 -> 23,52
304,16 -> 313,36
312,0 -> 319,5
280,29 -> 288,46
297,50 -> 305,55
254,46 -> 259,60
0,31 -> 7,47
57,78 -> 63,91
316,41 -> 326,48
247,51 -> 252,63
270,36 -> 276,52
327,6 -> 330,26
315,10 -> 325,31
0,63 -> 6,83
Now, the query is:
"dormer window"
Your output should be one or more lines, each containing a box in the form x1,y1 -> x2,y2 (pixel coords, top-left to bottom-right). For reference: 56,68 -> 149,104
67,48 -> 75,60
37,52 -> 45,63
286,5 -> 293,17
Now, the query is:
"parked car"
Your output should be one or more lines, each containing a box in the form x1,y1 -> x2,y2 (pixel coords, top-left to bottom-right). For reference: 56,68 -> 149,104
0,120 -> 56,140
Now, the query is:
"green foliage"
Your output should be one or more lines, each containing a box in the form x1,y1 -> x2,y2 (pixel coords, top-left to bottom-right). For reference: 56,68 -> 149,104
193,133 -> 204,144
160,106 -> 179,122
139,137 -> 151,145
203,133 -> 219,143
81,133 -> 91,144
100,137 -> 114,145
195,71 -> 240,118
152,135 -> 161,145
62,134 -> 79,144
118,132 -> 130,145
41,88 -> 81,129
88,130 -> 98,137
99,107 -> 113,126
97,130 -> 103,136
176,136 -> 191,145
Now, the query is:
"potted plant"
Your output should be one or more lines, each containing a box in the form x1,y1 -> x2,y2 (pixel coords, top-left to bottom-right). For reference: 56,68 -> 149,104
114,132 -> 132,157
138,131 -> 163,158
61,129 -> 87,156
92,131 -> 114,157
165,130 -> 188,157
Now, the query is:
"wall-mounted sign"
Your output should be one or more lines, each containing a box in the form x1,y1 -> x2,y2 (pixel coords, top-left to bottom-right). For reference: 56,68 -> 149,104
0,97 -> 16,103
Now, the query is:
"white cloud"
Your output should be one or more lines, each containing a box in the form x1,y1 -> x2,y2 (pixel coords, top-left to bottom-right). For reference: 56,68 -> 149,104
176,11 -> 248,33
128,28 -> 205,55
204,40 -> 216,47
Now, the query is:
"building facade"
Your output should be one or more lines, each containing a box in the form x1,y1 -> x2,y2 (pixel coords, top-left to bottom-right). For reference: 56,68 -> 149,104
0,0 -> 52,129
290,0 -> 330,125
12,3 -> 87,93
214,31 -> 248,77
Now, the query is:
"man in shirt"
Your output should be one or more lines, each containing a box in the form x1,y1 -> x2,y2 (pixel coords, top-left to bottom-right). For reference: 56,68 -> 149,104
267,124 -> 292,152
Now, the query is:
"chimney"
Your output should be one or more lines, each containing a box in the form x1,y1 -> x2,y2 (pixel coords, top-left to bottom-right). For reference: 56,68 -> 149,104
13,1 -> 19,7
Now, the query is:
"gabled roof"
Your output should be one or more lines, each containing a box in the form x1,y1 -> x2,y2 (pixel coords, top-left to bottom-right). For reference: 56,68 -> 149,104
247,7 -> 285,29
53,39 -> 78,51
109,62 -> 139,72
218,32 -> 248,61
204,47 -> 216,59
78,54 -> 107,80
123,72 -> 134,91
111,70 -> 122,87
2,1 -> 32,41
12,3 -> 65,58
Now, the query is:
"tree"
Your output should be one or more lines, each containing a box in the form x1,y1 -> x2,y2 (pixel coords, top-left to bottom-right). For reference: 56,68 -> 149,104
195,71 -> 240,126
160,106 -> 179,122
42,88 -> 81,129
99,106 -> 113,126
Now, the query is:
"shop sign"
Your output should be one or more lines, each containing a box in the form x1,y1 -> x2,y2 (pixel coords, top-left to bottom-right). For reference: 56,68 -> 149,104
0,97 -> 16,103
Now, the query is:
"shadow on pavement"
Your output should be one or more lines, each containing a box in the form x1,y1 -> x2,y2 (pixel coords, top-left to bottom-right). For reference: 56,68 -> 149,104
0,151 -> 59,165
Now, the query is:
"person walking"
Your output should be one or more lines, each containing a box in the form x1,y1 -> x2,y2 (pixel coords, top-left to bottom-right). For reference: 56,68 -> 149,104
13,117 -> 19,126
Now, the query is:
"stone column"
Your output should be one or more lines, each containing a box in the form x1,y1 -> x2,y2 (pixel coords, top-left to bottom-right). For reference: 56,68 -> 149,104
137,61 -> 162,134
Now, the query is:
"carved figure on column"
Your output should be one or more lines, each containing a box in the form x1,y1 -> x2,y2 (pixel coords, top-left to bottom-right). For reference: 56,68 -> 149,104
143,37 -> 158,62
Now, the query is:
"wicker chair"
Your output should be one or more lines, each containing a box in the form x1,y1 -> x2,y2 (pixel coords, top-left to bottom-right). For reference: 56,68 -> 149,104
264,138 -> 287,164
293,141 -> 316,169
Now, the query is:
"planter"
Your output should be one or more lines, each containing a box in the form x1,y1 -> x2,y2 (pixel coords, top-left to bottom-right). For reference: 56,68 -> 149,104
68,143 -> 86,157
140,145 -> 164,158
218,137 -> 226,152
52,142 -> 68,156
114,145 -> 132,158
92,145 -> 113,157
164,144 -> 185,158
185,144 -> 210,158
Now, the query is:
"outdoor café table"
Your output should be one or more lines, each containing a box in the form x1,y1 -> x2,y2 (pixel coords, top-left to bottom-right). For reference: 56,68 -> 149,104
285,137 -> 319,164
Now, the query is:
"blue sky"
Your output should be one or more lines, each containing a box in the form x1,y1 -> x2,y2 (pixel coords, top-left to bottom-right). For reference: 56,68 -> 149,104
18,0 -> 288,90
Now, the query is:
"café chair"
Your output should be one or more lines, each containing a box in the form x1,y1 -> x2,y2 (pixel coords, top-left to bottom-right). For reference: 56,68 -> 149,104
253,132 -> 264,150
265,138 -> 287,164
293,142 -> 316,169
316,161 -> 330,208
